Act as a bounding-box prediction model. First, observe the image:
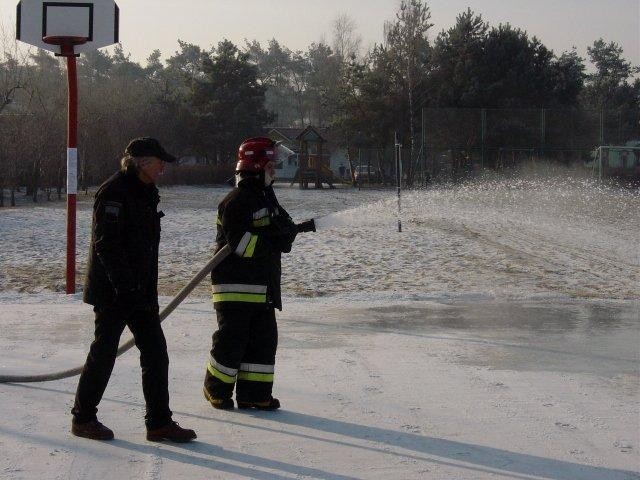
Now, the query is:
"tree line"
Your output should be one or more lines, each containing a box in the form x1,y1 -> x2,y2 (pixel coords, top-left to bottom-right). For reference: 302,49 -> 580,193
1,0 -> 638,205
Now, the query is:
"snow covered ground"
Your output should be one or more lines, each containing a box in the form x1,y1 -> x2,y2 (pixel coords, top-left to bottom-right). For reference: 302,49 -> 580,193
0,175 -> 638,479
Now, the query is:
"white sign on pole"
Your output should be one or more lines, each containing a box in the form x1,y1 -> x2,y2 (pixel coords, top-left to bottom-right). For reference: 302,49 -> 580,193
16,0 -> 119,55
67,148 -> 78,194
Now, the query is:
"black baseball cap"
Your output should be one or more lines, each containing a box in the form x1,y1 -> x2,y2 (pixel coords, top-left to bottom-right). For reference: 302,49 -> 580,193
124,137 -> 176,163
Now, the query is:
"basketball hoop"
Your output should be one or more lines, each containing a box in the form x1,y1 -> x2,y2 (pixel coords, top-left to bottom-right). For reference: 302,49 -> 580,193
43,35 -> 88,56
17,0 -> 120,294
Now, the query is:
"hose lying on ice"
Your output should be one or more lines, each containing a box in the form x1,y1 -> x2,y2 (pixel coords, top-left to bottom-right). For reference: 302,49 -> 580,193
0,245 -> 232,384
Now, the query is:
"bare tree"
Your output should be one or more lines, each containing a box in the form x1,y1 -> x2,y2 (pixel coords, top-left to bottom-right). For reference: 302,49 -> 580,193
332,13 -> 362,62
386,0 -> 433,183
0,20 -> 31,206
0,22 -> 29,114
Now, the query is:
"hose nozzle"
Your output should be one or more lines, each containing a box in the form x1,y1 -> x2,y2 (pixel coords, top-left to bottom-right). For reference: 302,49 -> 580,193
296,219 -> 316,233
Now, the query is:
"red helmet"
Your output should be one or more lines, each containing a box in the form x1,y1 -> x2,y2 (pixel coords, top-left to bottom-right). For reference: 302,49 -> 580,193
236,137 -> 276,173
236,137 -> 294,173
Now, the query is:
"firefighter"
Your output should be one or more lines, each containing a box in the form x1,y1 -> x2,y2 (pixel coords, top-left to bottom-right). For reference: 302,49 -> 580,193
203,137 -> 315,410
71,137 -> 196,442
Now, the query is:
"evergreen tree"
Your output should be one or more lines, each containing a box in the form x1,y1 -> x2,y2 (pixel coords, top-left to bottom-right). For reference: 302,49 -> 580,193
190,39 -> 273,163
583,39 -> 639,143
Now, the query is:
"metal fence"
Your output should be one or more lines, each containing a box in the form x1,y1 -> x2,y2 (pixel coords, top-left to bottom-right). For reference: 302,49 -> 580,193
350,107 -> 637,186
419,107 -> 636,182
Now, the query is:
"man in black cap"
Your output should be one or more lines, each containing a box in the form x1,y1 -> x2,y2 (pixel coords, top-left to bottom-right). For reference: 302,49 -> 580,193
71,137 -> 196,443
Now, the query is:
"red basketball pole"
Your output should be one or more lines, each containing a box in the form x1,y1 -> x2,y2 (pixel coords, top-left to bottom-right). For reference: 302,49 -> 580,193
64,44 -> 78,294
44,37 -> 87,294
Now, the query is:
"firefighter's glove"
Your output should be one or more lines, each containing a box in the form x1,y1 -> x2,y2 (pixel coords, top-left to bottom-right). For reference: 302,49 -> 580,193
296,219 -> 316,233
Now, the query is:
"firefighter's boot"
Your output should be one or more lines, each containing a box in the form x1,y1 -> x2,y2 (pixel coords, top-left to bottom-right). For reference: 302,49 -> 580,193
237,397 -> 280,411
203,387 -> 234,410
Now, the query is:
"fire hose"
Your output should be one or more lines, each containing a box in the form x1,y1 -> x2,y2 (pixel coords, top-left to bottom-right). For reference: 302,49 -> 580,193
0,244 -> 232,383
0,219 -> 317,384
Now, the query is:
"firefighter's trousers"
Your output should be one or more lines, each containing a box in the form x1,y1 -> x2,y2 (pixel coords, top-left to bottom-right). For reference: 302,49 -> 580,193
204,306 -> 277,402
71,306 -> 172,429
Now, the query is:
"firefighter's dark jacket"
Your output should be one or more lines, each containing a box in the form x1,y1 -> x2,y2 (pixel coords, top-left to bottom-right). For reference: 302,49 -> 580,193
212,176 -> 296,311
83,167 -> 162,310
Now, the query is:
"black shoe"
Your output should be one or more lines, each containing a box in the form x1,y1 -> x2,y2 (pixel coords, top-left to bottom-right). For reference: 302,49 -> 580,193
237,397 -> 280,410
203,387 -> 234,410
71,419 -> 114,441
146,421 -> 197,443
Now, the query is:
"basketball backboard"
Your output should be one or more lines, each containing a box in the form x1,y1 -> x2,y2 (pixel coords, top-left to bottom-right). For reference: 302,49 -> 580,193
16,0 -> 119,54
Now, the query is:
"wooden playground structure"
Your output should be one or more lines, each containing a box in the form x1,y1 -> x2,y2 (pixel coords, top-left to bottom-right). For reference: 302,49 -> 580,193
291,126 -> 347,189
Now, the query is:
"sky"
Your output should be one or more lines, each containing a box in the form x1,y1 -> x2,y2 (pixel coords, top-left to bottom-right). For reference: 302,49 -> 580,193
1,0 -> 638,68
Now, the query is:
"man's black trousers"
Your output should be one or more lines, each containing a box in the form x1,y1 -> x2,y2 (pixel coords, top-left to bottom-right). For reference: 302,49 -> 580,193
71,307 -> 172,429
204,306 -> 277,402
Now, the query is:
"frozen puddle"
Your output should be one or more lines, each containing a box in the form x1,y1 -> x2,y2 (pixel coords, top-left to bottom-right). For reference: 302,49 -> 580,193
293,298 -> 639,377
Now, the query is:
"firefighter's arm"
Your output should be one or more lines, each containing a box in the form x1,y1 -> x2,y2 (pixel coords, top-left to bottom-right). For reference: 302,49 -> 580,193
264,187 -> 314,246
262,189 -> 297,252
93,193 -> 138,298
221,197 -> 270,258
222,197 -> 296,258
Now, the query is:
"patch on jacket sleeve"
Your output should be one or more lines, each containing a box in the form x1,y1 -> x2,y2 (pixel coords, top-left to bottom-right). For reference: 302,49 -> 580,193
103,201 -> 122,222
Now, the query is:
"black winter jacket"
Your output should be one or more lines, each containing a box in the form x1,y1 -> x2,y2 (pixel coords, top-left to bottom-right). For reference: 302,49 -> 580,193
83,167 -> 163,310
211,177 -> 296,311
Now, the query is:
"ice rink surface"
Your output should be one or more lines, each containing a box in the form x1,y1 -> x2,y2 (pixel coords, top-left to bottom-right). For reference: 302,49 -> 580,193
0,175 -> 638,479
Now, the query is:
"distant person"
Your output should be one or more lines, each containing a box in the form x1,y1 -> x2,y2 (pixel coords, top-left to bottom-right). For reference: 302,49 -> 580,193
71,137 -> 196,443
379,166 -> 386,186
203,137 -> 315,411
338,163 -> 346,179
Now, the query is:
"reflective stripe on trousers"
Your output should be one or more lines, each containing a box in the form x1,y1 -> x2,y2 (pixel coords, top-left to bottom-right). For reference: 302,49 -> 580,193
238,362 -> 274,382
206,359 -> 274,383
211,284 -> 267,304
207,357 -> 237,384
